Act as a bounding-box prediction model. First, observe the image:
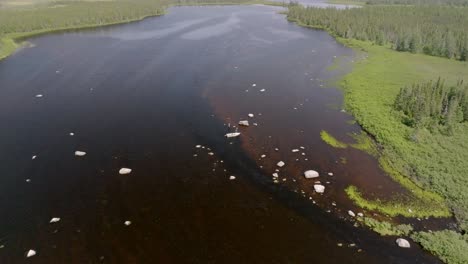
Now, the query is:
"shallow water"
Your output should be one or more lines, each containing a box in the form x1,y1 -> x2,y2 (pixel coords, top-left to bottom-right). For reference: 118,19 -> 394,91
0,5 -> 440,263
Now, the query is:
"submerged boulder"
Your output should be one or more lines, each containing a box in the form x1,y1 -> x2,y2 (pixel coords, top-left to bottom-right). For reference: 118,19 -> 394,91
225,132 -> 241,138
119,168 -> 132,175
304,170 -> 319,179
277,161 -> 285,167
26,249 -> 36,258
396,238 -> 410,248
314,184 -> 325,193
49,217 -> 61,223
74,151 -> 86,157
238,120 -> 249,126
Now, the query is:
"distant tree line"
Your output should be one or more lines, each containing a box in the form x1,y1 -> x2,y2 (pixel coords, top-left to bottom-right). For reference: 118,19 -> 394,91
0,1 -> 168,36
0,0 -> 169,54
0,0 -> 260,54
394,79 -> 468,134
356,0 -> 468,6
287,5 -> 468,61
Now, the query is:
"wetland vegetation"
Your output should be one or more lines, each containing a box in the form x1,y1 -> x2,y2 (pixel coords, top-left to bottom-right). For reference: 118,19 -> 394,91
288,2 -> 468,263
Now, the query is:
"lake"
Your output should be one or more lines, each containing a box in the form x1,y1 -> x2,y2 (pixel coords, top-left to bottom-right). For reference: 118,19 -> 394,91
0,5 -> 440,263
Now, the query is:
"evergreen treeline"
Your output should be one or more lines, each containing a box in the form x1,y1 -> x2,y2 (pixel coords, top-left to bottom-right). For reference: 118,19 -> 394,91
287,5 -> 468,61
369,0 -> 468,6
0,0 -> 169,54
0,0 -> 260,54
394,79 -> 468,134
0,1 -> 167,36
349,0 -> 468,6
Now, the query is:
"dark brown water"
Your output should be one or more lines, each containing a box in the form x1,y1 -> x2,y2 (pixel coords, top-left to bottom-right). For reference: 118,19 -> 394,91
0,5 -> 441,263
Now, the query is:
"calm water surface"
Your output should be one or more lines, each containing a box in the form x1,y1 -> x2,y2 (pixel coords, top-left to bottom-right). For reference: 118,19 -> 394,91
0,5 -> 440,263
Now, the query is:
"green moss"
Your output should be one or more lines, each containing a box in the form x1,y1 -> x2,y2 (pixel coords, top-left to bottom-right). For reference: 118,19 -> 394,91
412,230 -> 468,264
326,56 -> 342,71
349,131 -> 378,156
0,37 -> 18,60
345,185 -> 450,218
320,130 -> 348,148
359,217 -> 413,236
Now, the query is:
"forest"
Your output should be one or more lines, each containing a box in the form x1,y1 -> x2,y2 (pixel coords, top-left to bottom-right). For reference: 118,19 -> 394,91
0,1 -> 166,36
394,79 -> 468,134
352,0 -> 468,5
287,5 -> 468,60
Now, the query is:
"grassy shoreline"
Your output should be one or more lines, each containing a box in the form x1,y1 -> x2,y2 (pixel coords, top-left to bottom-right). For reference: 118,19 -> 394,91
1,14 -> 164,60
326,0 -> 366,5
289,9 -> 468,263
290,14 -> 467,222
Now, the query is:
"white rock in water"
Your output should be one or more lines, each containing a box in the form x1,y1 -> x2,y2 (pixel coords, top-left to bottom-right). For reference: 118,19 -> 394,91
277,161 -> 285,167
229,176 -> 236,180
348,210 -> 356,217
252,84 -> 257,87
248,113 -> 254,118
314,184 -> 325,193
35,94 -> 43,98
396,238 -> 411,248
328,172 -> 334,176
260,154 -> 266,158
195,145 -> 201,148
272,173 -> 279,178
32,155 -> 37,160
291,149 -> 299,153
50,217 -> 61,223
119,168 -> 132,175
74,151 -> 86,157
304,170 -> 319,179
260,89 -> 266,92
225,132 -> 241,138
124,221 -> 132,226
26,249 -> 36,258
357,212 -> 364,217
238,120 -> 249,126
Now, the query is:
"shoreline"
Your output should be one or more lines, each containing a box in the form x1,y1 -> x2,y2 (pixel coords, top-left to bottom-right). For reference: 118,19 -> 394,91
0,1 -> 285,61
287,15 -> 461,220
287,10 -> 468,264
1,2 -> 466,262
